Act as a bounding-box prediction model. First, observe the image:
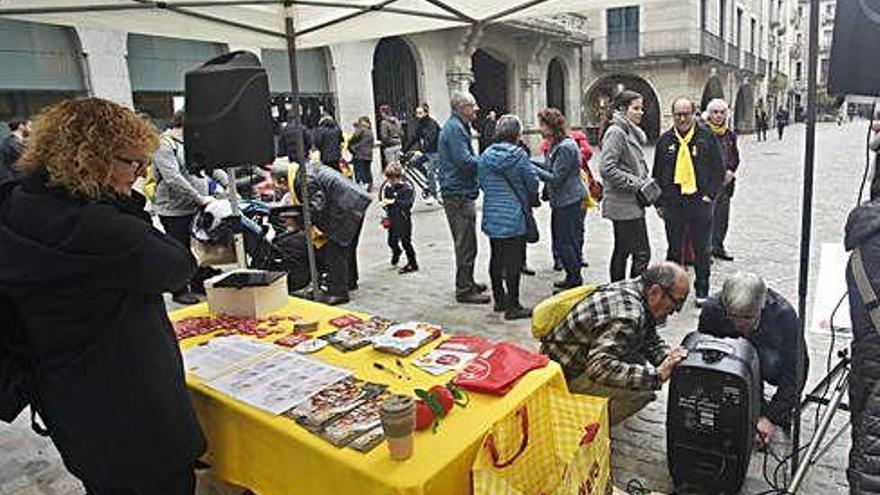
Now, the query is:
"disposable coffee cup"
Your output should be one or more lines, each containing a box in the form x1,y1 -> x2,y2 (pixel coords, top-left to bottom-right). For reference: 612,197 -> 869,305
380,394 -> 416,461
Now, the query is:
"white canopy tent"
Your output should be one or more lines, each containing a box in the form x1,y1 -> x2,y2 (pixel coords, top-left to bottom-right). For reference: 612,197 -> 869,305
0,0 -> 600,49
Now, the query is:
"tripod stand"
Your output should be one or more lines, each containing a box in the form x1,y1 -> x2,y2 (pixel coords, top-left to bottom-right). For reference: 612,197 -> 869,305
787,349 -> 851,493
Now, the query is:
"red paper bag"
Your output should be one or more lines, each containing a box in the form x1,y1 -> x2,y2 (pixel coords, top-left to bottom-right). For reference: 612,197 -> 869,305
453,342 -> 549,396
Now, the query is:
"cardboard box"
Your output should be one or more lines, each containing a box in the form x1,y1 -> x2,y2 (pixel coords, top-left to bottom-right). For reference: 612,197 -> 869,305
205,269 -> 288,318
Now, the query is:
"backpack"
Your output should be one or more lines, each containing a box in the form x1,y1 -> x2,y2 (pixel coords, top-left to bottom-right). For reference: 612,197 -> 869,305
531,284 -> 598,339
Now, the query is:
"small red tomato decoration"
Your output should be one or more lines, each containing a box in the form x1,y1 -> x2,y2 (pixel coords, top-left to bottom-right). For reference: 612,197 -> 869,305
393,329 -> 415,338
415,400 -> 435,431
429,385 -> 454,414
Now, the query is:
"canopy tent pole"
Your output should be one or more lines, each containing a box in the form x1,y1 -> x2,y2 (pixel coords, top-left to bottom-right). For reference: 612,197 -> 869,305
283,1 -> 320,300
791,0 -> 820,478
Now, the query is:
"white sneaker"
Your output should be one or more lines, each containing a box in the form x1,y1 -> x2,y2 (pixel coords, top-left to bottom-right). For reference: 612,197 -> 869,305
695,296 -> 707,308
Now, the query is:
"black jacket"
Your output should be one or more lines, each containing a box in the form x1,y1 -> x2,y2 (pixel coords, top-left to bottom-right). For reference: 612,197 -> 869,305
293,163 -> 371,247
652,124 -> 725,206
844,199 -> 880,494
279,124 -> 312,162
0,172 -> 205,489
404,116 -> 440,154
0,134 -> 25,182
312,119 -> 343,165
698,288 -> 807,428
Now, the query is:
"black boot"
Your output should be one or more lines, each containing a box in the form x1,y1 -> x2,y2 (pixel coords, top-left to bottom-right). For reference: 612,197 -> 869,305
399,262 -> 419,274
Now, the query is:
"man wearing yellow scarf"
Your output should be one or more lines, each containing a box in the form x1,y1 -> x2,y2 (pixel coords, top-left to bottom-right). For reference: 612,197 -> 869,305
652,97 -> 726,306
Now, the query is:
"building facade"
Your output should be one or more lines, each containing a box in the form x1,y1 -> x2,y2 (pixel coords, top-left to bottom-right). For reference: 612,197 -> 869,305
580,0 -> 797,137
0,16 -> 589,149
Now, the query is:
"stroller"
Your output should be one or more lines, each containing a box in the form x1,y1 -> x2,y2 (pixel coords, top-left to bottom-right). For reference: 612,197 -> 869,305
191,199 -> 328,294
379,150 -> 441,204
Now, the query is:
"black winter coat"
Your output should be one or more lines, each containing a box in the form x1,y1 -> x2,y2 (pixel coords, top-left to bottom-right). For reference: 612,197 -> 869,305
845,199 -> 880,494
652,124 -> 726,206
404,116 -> 441,154
0,172 -> 205,490
293,163 -> 371,247
312,120 -> 344,165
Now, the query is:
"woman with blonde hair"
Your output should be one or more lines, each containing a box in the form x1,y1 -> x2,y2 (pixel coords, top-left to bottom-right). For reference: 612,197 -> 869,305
0,97 -> 205,494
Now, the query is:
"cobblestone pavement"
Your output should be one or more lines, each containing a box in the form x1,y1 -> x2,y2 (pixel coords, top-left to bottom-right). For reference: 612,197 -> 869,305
1,121 -> 871,494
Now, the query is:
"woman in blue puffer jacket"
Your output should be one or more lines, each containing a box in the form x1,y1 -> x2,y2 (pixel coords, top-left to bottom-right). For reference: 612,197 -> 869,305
478,114 -> 539,320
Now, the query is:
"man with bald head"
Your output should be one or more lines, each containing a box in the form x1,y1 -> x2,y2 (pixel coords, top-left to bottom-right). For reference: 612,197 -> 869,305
540,262 -> 691,424
653,97 -> 725,307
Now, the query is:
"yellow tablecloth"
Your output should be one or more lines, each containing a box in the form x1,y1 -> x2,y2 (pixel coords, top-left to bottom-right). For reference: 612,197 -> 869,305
171,298 -> 578,495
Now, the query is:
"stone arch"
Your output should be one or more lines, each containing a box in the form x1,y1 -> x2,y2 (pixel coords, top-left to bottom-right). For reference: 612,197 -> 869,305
470,48 -> 511,118
585,73 -> 662,141
733,84 -> 755,133
700,75 -> 726,113
372,36 -> 420,129
546,57 -> 567,115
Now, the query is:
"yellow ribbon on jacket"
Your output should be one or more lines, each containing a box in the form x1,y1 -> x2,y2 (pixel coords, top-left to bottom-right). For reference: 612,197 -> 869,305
707,121 -> 728,136
674,125 -> 697,195
286,162 -> 327,249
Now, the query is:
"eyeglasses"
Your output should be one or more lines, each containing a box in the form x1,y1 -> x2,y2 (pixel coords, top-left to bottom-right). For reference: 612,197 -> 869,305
662,287 -> 687,313
116,156 -> 147,171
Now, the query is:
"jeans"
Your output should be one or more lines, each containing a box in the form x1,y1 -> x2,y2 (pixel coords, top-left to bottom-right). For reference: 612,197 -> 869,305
489,236 -> 526,309
712,188 -> 731,252
424,152 -> 439,198
84,467 -> 195,495
159,214 -> 196,295
443,196 -> 479,296
351,157 -> 373,187
663,200 -> 713,297
551,202 -> 585,285
388,217 -> 416,265
610,217 -> 651,282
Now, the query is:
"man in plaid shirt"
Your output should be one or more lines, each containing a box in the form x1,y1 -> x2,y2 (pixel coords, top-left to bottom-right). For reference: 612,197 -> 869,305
541,262 -> 690,424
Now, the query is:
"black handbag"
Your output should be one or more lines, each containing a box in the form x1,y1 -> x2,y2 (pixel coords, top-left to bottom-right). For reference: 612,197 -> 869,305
501,173 -> 539,244
636,178 -> 662,208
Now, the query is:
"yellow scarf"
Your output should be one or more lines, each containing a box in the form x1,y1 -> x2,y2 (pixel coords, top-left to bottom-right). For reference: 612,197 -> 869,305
286,162 -> 327,249
707,121 -> 728,136
674,125 -> 697,195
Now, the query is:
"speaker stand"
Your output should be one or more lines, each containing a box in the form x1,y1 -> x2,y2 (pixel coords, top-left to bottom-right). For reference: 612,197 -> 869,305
226,167 -> 248,269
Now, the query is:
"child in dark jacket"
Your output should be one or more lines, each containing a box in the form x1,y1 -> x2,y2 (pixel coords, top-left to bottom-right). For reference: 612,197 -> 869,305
381,163 -> 418,273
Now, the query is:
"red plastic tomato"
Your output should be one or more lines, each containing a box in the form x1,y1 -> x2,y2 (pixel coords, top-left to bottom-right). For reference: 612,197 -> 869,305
429,385 -> 454,414
415,400 -> 435,431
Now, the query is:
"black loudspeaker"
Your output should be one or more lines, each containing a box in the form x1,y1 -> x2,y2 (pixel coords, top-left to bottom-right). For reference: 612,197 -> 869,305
828,0 -> 880,97
184,51 -> 274,171
667,332 -> 761,495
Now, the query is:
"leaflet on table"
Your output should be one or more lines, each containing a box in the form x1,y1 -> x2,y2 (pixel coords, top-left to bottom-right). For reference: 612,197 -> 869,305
412,335 -> 494,375
182,335 -> 278,381
372,321 -> 442,356
209,351 -> 353,415
284,377 -> 387,430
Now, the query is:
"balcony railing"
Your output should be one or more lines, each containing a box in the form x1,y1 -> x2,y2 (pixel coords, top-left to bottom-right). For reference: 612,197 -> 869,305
743,52 -> 756,72
606,40 -> 640,60
727,43 -> 740,67
700,30 -> 725,61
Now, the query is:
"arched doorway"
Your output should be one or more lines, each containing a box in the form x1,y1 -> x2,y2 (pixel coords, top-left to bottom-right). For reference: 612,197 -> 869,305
546,57 -> 566,114
700,76 -> 725,113
470,48 -> 509,117
585,74 -> 661,141
372,37 -> 419,134
734,85 -> 755,133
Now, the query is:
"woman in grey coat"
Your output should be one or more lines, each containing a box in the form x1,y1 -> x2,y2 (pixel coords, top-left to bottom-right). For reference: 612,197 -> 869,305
600,90 -> 651,282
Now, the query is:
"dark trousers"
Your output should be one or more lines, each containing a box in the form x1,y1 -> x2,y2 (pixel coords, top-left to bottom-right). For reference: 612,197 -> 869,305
489,236 -> 526,309
324,217 -> 364,296
160,214 -> 196,295
443,196 -> 479,296
663,201 -> 713,297
352,158 -> 373,186
777,124 -> 786,140
84,467 -> 195,495
610,217 -> 651,282
388,217 -> 416,265
551,202 -> 585,285
712,188 -> 731,252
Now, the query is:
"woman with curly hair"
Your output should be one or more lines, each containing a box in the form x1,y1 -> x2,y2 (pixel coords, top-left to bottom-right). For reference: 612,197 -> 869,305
532,108 -> 587,290
0,97 -> 205,494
